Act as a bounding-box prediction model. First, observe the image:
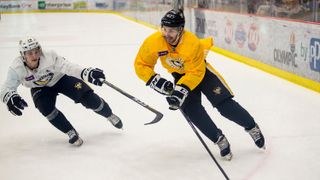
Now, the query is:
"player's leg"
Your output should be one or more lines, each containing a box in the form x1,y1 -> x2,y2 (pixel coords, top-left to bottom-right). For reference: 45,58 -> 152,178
203,66 -> 265,149
56,75 -> 122,129
80,91 -> 123,129
172,71 -> 232,160
181,87 -> 232,160
216,98 -> 265,149
31,87 -> 83,146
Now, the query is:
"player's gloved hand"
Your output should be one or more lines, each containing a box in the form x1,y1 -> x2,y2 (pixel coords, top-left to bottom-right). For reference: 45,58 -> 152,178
166,84 -> 189,110
81,67 -> 105,86
147,74 -> 174,95
3,91 -> 28,116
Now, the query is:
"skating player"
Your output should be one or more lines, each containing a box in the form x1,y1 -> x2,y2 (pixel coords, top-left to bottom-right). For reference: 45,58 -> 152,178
1,37 -> 123,146
134,9 -> 265,160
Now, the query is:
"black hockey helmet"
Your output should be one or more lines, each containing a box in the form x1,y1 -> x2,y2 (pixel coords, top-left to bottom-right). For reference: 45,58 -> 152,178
161,9 -> 185,28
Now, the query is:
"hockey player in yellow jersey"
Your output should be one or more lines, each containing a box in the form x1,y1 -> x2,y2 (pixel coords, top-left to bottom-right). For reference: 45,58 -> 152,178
134,9 -> 265,160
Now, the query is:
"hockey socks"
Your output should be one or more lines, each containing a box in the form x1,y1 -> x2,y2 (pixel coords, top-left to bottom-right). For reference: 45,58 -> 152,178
80,91 -> 123,129
47,109 -> 74,133
80,91 -> 112,117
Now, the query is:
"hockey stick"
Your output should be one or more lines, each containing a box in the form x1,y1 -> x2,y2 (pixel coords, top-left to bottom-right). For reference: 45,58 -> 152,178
179,109 -> 230,180
103,80 -> 163,125
173,0 -> 184,11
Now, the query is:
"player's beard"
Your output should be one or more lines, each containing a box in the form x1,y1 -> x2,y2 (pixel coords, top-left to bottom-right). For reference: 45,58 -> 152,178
165,31 -> 182,46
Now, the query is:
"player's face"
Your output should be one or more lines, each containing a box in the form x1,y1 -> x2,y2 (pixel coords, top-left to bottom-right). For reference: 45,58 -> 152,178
161,26 -> 181,45
24,48 -> 41,70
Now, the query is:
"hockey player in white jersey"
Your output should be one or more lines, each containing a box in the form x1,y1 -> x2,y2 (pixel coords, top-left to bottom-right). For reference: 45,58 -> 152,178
0,37 -> 123,146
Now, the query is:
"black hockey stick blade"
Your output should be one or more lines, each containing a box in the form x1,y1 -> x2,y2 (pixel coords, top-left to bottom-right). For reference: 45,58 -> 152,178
144,111 -> 163,125
103,80 -> 164,125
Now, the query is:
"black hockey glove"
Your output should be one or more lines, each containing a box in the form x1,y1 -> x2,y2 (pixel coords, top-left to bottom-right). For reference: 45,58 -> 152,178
81,67 -> 105,86
166,84 -> 189,110
3,91 -> 28,116
147,74 -> 174,95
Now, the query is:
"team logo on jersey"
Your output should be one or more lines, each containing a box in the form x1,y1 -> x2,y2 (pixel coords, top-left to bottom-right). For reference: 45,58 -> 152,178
25,75 -> 35,81
74,82 -> 82,90
33,72 -> 54,86
166,57 -> 184,70
158,51 -> 168,57
213,86 -> 222,95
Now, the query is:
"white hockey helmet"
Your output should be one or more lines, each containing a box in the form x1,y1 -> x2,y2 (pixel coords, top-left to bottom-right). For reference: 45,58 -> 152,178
19,37 -> 41,56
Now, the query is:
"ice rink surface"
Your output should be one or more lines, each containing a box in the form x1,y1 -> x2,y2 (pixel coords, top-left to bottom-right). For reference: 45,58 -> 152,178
0,13 -> 319,180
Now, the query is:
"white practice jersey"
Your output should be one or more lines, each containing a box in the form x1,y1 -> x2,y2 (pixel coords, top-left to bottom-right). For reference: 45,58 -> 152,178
1,50 -> 84,102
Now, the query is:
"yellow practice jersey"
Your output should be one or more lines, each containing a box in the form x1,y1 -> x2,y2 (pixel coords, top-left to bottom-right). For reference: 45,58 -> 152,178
134,30 -> 213,91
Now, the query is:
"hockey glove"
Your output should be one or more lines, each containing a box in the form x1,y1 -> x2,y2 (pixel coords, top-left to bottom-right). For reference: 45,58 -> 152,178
81,67 -> 105,86
166,84 -> 190,110
3,91 -> 28,116
147,74 -> 174,95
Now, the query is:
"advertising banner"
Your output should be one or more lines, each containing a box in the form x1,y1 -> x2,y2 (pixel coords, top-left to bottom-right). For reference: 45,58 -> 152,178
0,0 -> 37,12
38,0 -> 73,10
192,10 -> 320,82
91,0 -> 113,10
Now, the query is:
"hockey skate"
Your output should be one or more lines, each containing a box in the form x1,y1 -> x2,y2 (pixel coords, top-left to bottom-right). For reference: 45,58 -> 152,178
215,135 -> 232,161
246,124 -> 266,150
67,129 -> 83,146
107,114 -> 123,129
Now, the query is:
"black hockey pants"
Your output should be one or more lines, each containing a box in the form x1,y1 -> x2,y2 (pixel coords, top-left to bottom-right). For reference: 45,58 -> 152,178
31,75 -> 112,133
173,66 -> 256,143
